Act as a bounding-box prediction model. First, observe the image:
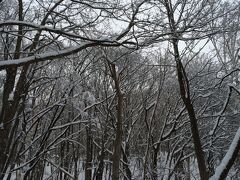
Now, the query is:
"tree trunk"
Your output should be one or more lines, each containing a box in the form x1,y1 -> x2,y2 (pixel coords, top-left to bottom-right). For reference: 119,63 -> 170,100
96,146 -> 105,180
0,0 -> 25,177
111,63 -> 124,180
152,147 -> 159,180
85,127 -> 93,180
164,1 -> 209,179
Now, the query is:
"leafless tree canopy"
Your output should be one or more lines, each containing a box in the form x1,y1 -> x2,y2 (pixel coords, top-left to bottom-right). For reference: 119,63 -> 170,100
0,0 -> 240,179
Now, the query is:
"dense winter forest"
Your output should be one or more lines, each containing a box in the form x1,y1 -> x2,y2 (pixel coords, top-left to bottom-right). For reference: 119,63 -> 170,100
0,0 -> 240,179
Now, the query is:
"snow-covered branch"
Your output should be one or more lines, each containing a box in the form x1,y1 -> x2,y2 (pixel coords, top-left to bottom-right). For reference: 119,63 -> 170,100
210,127 -> 240,180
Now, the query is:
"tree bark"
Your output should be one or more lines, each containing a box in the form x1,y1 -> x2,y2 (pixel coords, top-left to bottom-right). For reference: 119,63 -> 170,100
85,127 -> 93,180
111,63 -> 124,180
0,0 -> 23,176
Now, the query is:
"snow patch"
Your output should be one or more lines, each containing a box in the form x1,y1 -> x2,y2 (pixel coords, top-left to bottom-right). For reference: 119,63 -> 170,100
0,123 -> 3,129
8,91 -> 14,101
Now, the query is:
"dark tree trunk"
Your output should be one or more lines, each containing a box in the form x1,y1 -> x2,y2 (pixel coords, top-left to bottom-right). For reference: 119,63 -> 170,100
164,1 -> 209,179
0,1 -> 26,177
96,147 -> 105,180
110,63 -> 124,180
152,147 -> 159,180
85,127 -> 93,180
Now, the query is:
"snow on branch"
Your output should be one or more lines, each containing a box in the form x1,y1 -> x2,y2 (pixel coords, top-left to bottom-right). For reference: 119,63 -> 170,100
0,21 -> 117,42
210,127 -> 240,180
0,41 -> 125,70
